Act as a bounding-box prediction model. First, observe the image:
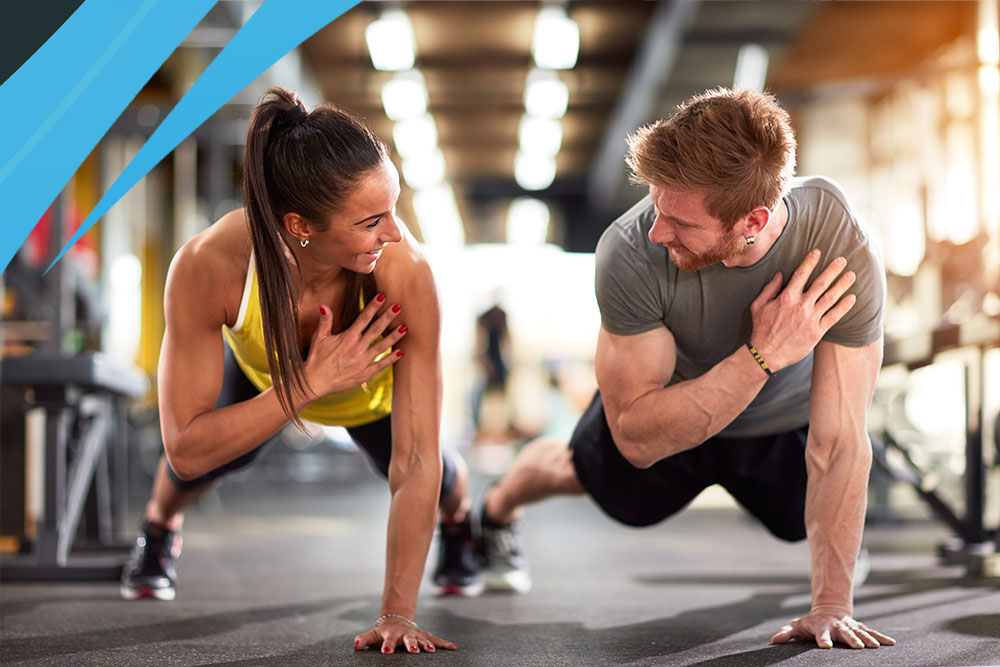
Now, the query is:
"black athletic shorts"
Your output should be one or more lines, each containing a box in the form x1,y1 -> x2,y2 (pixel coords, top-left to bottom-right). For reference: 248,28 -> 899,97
569,391 -> 809,542
166,345 -> 458,499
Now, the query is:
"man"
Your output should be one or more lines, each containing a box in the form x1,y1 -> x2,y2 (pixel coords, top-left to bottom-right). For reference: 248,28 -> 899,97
478,87 -> 895,650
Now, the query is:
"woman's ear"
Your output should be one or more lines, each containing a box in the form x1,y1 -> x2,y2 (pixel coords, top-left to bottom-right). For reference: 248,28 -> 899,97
283,212 -> 310,244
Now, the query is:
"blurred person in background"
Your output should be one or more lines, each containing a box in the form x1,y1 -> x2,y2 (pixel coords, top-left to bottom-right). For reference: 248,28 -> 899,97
471,300 -> 512,440
121,87 -> 479,655
478,88 -> 896,651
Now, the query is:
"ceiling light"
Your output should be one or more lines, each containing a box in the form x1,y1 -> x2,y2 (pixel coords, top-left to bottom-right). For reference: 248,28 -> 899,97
402,149 -> 446,189
733,43 -> 769,92
524,68 -> 569,119
365,9 -> 416,71
532,6 -> 579,70
507,197 -> 551,246
518,116 -> 562,157
413,184 -> 465,247
515,151 -> 556,191
393,114 -> 439,160
381,70 -> 427,121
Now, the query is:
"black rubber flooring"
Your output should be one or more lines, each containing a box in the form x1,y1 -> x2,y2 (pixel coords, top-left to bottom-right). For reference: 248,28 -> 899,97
2,451 -> 998,666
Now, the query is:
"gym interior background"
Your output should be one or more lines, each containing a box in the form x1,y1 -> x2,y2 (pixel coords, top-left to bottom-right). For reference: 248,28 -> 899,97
1,1 -> 998,665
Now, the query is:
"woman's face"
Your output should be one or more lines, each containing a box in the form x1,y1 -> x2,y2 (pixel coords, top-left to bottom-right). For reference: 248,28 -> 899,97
308,159 -> 403,274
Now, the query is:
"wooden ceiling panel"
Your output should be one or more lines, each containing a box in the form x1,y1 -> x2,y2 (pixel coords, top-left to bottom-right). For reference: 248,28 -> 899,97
572,1 -> 657,58
769,1 -> 975,90
409,1 -> 536,61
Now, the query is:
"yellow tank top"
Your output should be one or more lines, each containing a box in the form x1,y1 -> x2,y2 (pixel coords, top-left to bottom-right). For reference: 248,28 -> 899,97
221,254 -> 393,427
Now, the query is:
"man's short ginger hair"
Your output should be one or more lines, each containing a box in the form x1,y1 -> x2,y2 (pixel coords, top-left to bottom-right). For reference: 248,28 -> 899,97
626,88 -> 797,228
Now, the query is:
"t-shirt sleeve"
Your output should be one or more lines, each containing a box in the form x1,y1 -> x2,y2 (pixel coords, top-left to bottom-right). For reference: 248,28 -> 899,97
819,190 -> 886,348
594,224 -> 664,336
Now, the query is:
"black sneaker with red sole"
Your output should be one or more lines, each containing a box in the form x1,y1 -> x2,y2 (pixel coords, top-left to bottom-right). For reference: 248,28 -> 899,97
431,517 -> 484,596
120,519 -> 181,600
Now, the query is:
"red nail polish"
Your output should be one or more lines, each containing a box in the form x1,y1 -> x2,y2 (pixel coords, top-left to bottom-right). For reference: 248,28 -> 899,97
353,640 -> 360,650
396,350 -> 404,358
319,305 -> 327,316
376,293 -> 386,303
382,647 -> 391,654
398,325 -> 406,334
391,304 -> 400,313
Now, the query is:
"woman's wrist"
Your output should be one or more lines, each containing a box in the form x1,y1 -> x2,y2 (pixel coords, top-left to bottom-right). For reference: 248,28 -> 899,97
376,613 -> 418,628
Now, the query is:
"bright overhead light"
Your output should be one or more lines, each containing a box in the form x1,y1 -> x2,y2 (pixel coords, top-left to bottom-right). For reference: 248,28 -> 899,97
524,68 -> 569,119
532,6 -> 579,70
402,149 -> 446,189
733,43 -> 769,92
393,114 -> 439,160
381,70 -> 427,121
507,197 -> 551,246
518,116 -> 562,157
365,10 -> 416,71
515,151 -> 556,191
413,183 -> 465,247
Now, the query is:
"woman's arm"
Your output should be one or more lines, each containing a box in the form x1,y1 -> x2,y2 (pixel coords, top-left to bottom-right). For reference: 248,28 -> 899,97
353,226 -> 457,654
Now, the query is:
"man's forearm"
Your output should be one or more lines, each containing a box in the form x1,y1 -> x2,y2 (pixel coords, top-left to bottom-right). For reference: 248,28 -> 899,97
614,345 -> 768,467
805,433 -> 872,616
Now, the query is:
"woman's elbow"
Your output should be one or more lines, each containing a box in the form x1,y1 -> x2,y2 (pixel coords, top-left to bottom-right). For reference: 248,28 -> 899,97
161,437 -> 203,482
388,451 -> 442,492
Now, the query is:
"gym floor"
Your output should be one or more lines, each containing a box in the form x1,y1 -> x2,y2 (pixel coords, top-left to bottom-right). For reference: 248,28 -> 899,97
2,447 -> 998,667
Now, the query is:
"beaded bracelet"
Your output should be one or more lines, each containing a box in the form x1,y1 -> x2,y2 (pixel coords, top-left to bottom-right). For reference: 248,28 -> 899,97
745,341 -> 774,377
376,613 -> 418,629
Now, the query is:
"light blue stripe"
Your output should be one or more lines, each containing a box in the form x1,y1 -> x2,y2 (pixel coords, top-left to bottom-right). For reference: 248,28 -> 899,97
0,0 -> 158,182
0,0 -> 216,272
45,0 -> 361,272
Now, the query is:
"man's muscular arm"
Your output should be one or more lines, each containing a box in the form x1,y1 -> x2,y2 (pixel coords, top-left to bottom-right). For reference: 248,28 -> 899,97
597,250 -> 857,469
770,339 -> 896,649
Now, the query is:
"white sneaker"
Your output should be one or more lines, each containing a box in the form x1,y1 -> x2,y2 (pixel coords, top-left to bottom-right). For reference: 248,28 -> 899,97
479,515 -> 532,593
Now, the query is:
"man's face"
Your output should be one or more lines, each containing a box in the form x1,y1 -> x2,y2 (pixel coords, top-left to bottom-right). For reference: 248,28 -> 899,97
647,185 -> 745,271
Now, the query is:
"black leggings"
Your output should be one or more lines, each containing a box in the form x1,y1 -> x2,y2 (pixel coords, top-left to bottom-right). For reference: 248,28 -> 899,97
165,346 -> 458,500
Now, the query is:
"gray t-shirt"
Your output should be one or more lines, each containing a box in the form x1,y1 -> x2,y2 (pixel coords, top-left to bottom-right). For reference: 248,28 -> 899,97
595,176 -> 886,437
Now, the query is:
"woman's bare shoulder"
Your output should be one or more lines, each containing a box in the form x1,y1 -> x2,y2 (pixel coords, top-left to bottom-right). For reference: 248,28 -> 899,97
166,209 -> 253,327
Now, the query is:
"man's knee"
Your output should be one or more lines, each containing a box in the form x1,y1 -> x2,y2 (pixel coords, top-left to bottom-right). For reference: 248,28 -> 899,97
521,436 -> 583,494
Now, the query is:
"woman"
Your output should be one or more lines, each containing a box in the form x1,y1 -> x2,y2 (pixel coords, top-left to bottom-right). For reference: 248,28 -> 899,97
120,88 -> 479,654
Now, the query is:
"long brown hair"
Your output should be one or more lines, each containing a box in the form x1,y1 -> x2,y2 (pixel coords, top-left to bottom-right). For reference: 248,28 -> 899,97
242,87 -> 388,427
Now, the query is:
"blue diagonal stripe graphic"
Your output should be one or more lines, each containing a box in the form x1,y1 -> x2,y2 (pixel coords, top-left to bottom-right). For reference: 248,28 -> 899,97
0,0 -> 216,272
45,0 -> 361,272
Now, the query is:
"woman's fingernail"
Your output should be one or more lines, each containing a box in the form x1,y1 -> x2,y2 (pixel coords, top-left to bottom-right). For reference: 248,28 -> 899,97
376,293 -> 386,303
396,350 -> 404,358
382,646 -> 392,653
353,640 -> 360,650
398,325 -> 406,334
391,304 -> 401,313
320,305 -> 328,315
